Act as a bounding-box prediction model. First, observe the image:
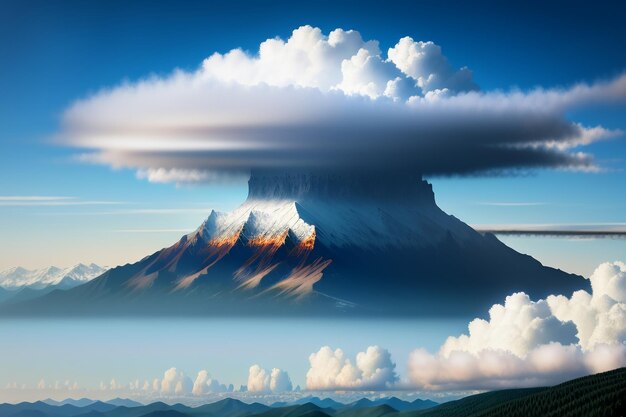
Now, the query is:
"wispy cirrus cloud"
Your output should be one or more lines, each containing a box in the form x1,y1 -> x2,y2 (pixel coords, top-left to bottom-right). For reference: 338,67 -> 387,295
0,196 -> 75,201
0,196 -> 124,206
112,229 -> 194,233
475,202 -> 548,207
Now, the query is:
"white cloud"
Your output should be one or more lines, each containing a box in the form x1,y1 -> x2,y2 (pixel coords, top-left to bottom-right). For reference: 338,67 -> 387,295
192,370 -> 230,395
160,367 -> 192,395
583,343 -> 626,373
439,292 -> 578,357
201,26 -> 383,92
110,379 -> 120,390
547,261 -> 626,350
137,168 -> 213,184
408,261 -> 626,391
247,365 -> 293,393
270,368 -> 293,393
306,346 -> 397,390
388,37 -> 477,94
58,26 -> 626,183
335,48 -> 406,99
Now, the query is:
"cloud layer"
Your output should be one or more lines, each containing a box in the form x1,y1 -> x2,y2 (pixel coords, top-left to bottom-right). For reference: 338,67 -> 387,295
58,26 -> 626,183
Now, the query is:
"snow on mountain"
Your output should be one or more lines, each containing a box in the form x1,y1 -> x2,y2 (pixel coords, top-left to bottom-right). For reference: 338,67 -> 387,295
2,171 -> 587,316
0,263 -> 107,290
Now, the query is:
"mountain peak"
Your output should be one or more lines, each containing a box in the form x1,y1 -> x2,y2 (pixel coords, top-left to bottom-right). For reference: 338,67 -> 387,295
0,263 -> 106,290
3,173 -> 586,316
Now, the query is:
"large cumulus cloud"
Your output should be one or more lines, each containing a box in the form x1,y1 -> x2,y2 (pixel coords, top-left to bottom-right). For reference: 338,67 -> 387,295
58,25 -> 625,184
547,261 -> 626,350
408,262 -> 626,391
306,345 -> 397,390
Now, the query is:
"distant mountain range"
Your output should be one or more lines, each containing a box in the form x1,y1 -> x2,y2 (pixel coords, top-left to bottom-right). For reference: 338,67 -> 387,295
1,368 -> 624,417
0,171 -> 586,316
272,397 -> 437,412
0,264 -> 106,290
0,263 -> 106,306
42,398 -> 143,408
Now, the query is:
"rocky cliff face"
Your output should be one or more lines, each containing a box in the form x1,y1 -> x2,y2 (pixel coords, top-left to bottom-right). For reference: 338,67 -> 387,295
4,171 -> 588,316
246,170 -> 436,204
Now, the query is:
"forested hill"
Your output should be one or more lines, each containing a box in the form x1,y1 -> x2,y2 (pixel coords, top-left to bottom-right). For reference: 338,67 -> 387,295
405,367 -> 626,417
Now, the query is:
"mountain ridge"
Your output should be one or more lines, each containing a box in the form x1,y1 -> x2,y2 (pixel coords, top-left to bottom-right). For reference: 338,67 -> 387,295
1,368 -> 624,417
0,172 -> 587,316
0,263 -> 107,290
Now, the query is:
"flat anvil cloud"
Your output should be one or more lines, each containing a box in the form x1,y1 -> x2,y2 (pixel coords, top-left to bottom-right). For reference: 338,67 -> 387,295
58,26 -> 626,183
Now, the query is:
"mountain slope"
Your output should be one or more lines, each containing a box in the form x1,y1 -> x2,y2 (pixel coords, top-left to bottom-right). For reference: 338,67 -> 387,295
335,405 -> 397,417
3,172 -> 587,316
345,398 -> 436,412
403,367 -> 626,417
191,398 -> 270,417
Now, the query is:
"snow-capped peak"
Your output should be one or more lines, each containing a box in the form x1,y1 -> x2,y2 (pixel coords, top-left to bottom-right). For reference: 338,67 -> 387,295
0,263 -> 107,290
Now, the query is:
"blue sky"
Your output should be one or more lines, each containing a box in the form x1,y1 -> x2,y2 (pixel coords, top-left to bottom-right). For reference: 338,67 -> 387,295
0,317 -> 470,402
2,0 -> 626,274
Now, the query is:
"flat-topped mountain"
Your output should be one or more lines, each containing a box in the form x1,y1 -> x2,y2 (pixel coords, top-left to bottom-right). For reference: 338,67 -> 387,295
2,171 -> 586,316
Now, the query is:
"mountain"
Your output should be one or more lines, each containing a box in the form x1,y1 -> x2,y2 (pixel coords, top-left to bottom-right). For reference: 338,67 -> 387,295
283,398 -> 346,410
252,403 -> 333,417
75,402 -> 192,417
2,171 -> 587,316
273,397 -> 435,413
132,411 -> 188,417
0,287 -> 13,303
192,398 -> 270,417
0,400 -> 117,417
43,398 -> 97,407
336,405 -> 397,417
105,399 -> 143,408
408,400 -> 438,412
346,398 -> 436,412
0,263 -> 107,290
402,389 -> 546,417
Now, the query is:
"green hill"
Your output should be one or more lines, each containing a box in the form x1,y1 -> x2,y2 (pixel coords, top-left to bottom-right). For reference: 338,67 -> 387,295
402,388 -> 546,417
